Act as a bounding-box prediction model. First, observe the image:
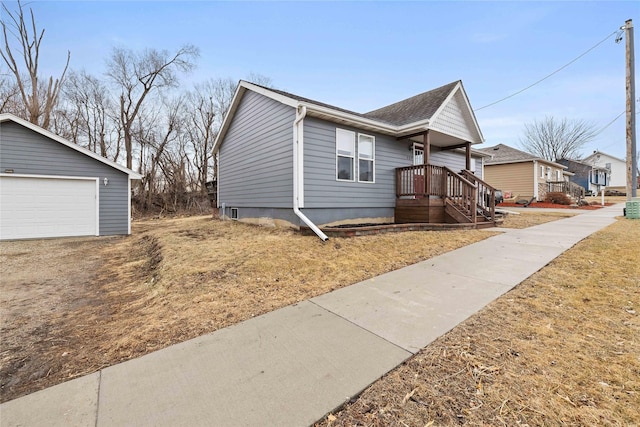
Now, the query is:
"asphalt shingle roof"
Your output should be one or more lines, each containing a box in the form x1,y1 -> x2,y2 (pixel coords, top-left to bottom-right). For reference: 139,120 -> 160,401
249,80 -> 460,127
363,81 -> 459,126
476,144 -> 540,164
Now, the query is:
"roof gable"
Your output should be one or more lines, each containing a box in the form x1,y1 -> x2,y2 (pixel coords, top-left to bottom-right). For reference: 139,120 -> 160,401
429,85 -> 484,144
583,150 -> 626,164
0,113 -> 142,178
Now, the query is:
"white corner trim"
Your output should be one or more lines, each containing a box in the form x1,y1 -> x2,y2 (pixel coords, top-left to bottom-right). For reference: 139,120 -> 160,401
533,160 -> 539,200
96,178 -> 101,236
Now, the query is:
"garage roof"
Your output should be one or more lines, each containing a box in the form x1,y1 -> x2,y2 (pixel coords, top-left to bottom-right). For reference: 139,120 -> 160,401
0,113 -> 143,179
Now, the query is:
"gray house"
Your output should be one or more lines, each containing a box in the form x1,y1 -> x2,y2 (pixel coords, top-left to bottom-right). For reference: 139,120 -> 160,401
213,80 -> 496,240
557,158 -> 609,196
0,113 -> 142,240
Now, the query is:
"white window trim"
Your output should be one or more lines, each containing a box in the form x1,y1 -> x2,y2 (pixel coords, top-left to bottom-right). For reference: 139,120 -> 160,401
357,133 -> 375,183
540,165 -> 545,178
336,128 -> 355,182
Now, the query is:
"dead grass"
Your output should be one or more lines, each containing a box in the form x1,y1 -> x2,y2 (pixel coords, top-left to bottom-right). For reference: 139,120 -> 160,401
4,210 -> 630,409
500,211 -> 576,229
1,216 -> 496,402
316,217 -> 640,426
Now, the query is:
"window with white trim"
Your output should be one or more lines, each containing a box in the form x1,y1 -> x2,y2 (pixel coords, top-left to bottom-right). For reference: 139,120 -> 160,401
556,170 -> 562,181
336,129 -> 355,181
358,133 -> 375,182
540,165 -> 545,178
546,167 -> 551,180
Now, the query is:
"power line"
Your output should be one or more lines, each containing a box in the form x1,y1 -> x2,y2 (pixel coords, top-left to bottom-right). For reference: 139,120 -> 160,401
594,110 -> 625,137
475,30 -> 619,111
594,108 -> 640,151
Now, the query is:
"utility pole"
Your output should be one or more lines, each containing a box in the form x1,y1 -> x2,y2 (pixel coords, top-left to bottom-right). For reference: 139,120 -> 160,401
624,19 -> 637,199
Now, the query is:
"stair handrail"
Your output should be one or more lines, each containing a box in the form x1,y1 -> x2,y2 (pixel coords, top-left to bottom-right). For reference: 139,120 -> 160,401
443,166 -> 477,223
460,170 -> 497,223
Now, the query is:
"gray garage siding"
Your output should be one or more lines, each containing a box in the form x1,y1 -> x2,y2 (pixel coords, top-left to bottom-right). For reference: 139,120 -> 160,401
0,121 -> 129,235
218,90 -> 295,209
303,117 -> 409,209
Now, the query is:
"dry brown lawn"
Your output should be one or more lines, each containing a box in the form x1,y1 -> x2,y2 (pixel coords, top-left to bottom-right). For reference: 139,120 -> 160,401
2,215 -> 499,403
316,217 -> 640,426
500,211 -> 576,229
2,207 -> 631,422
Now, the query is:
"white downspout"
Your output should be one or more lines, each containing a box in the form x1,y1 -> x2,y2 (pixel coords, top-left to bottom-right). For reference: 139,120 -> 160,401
293,105 -> 329,241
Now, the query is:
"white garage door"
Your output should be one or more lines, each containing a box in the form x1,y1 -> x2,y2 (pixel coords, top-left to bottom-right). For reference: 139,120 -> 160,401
0,175 -> 98,240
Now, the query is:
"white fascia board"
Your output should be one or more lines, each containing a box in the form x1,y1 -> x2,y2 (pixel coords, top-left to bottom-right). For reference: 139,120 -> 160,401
240,81 -> 298,108
486,158 -> 567,169
212,84 -> 246,154
299,102 -> 401,134
485,159 -> 534,166
0,173 -> 100,180
0,113 -> 142,179
537,158 -> 568,169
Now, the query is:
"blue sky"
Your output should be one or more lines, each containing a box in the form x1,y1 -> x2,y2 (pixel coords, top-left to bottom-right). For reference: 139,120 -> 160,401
5,1 -> 638,159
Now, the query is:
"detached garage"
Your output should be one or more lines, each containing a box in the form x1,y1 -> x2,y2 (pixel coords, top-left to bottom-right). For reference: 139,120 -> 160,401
0,113 -> 142,240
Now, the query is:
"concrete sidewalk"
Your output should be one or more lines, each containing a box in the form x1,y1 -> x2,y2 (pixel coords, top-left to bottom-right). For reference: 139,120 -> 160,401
0,204 -> 624,427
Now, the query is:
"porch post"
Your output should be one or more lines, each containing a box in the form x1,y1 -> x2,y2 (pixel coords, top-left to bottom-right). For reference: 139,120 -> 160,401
424,130 -> 430,195
424,130 -> 430,164
465,142 -> 471,170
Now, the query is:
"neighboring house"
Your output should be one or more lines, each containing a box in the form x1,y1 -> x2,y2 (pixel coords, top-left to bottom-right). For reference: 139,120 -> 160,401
477,144 -> 579,202
0,113 -> 142,240
583,150 -> 626,191
213,80 -> 497,239
557,158 -> 609,195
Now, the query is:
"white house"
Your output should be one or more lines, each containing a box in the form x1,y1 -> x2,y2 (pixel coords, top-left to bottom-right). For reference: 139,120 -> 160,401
583,150 -> 626,191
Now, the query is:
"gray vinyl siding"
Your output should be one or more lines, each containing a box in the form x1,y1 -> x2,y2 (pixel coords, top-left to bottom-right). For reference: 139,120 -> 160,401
303,117 -> 409,209
0,121 -> 130,235
430,148 -> 484,179
218,90 -> 295,208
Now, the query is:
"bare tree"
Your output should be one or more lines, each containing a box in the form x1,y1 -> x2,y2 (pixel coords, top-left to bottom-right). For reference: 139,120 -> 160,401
520,116 -> 597,161
60,70 -> 120,160
0,74 -> 20,113
1,0 -> 70,128
180,77 -> 237,194
246,72 -> 273,88
106,44 -> 199,169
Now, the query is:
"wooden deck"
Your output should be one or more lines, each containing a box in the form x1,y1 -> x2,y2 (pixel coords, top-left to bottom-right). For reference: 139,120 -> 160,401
395,164 -> 498,226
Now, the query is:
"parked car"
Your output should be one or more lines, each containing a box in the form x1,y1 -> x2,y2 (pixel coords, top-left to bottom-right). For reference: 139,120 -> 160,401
486,190 -> 504,206
494,189 -> 504,205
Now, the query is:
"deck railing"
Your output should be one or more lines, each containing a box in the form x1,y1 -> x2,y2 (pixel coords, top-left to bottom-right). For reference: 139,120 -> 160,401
396,164 -> 478,223
395,164 -> 446,198
546,181 -> 585,201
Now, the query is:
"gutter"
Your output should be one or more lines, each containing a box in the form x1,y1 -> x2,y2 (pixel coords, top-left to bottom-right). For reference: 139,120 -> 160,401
292,105 -> 329,241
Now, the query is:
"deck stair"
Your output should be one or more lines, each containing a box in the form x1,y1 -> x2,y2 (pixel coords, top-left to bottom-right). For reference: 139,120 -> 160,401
395,165 -> 497,226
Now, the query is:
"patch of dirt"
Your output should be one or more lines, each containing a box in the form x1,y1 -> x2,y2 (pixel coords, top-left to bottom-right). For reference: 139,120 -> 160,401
0,237 -> 120,400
